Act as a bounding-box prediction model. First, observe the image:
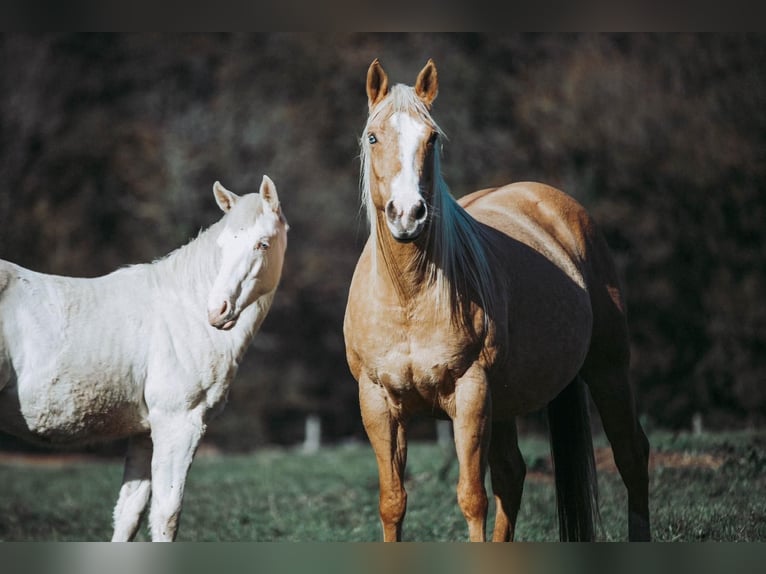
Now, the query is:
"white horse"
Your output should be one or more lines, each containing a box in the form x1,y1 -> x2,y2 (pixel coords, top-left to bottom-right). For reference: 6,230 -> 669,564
0,176 -> 288,541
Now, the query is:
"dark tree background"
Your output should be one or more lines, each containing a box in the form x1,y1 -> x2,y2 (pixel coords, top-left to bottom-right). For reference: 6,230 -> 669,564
1,33 -> 764,451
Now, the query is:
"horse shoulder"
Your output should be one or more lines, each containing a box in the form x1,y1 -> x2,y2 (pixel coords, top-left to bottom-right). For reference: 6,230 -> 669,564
343,242 -> 373,334
344,243 -> 419,383
142,299 -> 244,417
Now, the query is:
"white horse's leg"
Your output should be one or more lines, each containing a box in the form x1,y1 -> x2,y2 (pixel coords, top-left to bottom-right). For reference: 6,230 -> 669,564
112,434 -> 153,542
148,410 -> 205,542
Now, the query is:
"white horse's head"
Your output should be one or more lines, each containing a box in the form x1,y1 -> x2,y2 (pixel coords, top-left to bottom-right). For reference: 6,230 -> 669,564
207,176 -> 288,330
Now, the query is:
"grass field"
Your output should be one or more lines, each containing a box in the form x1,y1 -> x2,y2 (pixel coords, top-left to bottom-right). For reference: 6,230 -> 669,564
0,429 -> 764,542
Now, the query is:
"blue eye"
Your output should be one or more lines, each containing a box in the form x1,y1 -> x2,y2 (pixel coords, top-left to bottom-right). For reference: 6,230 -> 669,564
368,133 -> 377,144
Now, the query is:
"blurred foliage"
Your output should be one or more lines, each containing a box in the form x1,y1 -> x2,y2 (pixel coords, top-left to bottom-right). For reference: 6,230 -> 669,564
1,34 -> 764,450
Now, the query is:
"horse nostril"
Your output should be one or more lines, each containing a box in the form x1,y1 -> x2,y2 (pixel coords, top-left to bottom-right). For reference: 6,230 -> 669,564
413,200 -> 427,222
220,300 -> 230,317
385,199 -> 398,221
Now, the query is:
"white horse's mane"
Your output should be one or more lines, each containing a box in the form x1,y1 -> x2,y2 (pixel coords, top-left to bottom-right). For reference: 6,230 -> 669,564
145,218 -> 225,292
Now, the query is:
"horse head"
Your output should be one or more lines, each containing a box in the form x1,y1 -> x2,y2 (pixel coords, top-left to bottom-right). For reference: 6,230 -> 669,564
207,176 -> 288,330
362,59 -> 442,243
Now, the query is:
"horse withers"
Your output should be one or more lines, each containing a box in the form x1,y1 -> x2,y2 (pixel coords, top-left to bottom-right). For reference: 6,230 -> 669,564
0,176 -> 288,541
343,59 -> 650,541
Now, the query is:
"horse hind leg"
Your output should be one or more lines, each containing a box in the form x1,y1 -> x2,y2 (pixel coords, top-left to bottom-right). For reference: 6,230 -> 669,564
582,359 -> 650,541
112,433 -> 153,541
488,418 -> 526,541
583,224 -> 650,541
0,329 -> 12,393
0,267 -> 11,392
0,349 -> 10,393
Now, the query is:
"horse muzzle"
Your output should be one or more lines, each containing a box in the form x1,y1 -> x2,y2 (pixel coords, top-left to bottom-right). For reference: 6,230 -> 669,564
384,197 -> 428,242
208,300 -> 238,330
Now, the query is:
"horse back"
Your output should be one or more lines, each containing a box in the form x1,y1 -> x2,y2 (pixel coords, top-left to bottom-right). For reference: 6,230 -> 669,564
459,182 -> 599,283
465,182 -> 630,349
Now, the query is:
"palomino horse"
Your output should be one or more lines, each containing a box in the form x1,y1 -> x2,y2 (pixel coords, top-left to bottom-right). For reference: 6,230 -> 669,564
344,59 -> 650,541
0,176 -> 288,541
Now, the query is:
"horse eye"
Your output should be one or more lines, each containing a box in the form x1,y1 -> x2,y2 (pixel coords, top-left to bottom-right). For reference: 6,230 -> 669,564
256,240 -> 270,251
368,133 -> 377,144
427,132 -> 438,146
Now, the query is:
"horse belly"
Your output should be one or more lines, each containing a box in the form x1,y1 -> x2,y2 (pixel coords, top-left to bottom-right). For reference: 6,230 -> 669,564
1,373 -> 149,446
490,287 -> 593,417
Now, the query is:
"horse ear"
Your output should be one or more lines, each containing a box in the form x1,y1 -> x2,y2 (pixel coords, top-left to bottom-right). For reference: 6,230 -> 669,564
259,175 -> 280,212
415,59 -> 438,107
366,58 -> 389,109
213,181 -> 239,213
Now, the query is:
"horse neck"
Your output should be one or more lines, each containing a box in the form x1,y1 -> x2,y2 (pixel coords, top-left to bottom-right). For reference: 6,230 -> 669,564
151,218 -> 224,302
371,211 -> 431,301
370,175 -> 497,332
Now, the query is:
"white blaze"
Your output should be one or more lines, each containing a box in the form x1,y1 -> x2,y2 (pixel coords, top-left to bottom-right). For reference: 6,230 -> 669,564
389,112 -> 426,211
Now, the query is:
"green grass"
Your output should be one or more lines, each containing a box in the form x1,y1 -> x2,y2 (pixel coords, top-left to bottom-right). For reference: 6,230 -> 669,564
0,430 -> 764,541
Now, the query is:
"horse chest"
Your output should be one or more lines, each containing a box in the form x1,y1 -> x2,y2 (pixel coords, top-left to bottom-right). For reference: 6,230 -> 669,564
359,310 -> 475,410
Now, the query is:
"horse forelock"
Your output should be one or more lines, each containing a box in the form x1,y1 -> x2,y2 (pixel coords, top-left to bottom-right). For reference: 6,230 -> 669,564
225,193 -> 268,231
359,84 -> 496,333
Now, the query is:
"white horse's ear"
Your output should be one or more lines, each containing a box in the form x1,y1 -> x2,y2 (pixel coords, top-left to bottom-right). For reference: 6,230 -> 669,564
213,181 -> 239,213
260,175 -> 280,212
415,59 -> 438,108
366,58 -> 389,110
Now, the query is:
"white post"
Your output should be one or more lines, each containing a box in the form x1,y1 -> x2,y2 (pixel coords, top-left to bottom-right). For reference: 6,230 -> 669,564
692,412 -> 703,436
302,414 -> 321,453
436,419 -> 452,447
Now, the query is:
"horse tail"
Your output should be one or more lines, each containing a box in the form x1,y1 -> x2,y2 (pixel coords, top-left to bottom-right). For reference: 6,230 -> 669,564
547,375 -> 601,541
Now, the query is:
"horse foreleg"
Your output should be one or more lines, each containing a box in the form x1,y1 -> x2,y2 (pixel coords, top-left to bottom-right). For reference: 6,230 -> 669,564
147,410 -> 205,542
111,433 -> 153,541
488,418 -> 526,541
359,374 -> 408,542
453,364 -> 491,542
